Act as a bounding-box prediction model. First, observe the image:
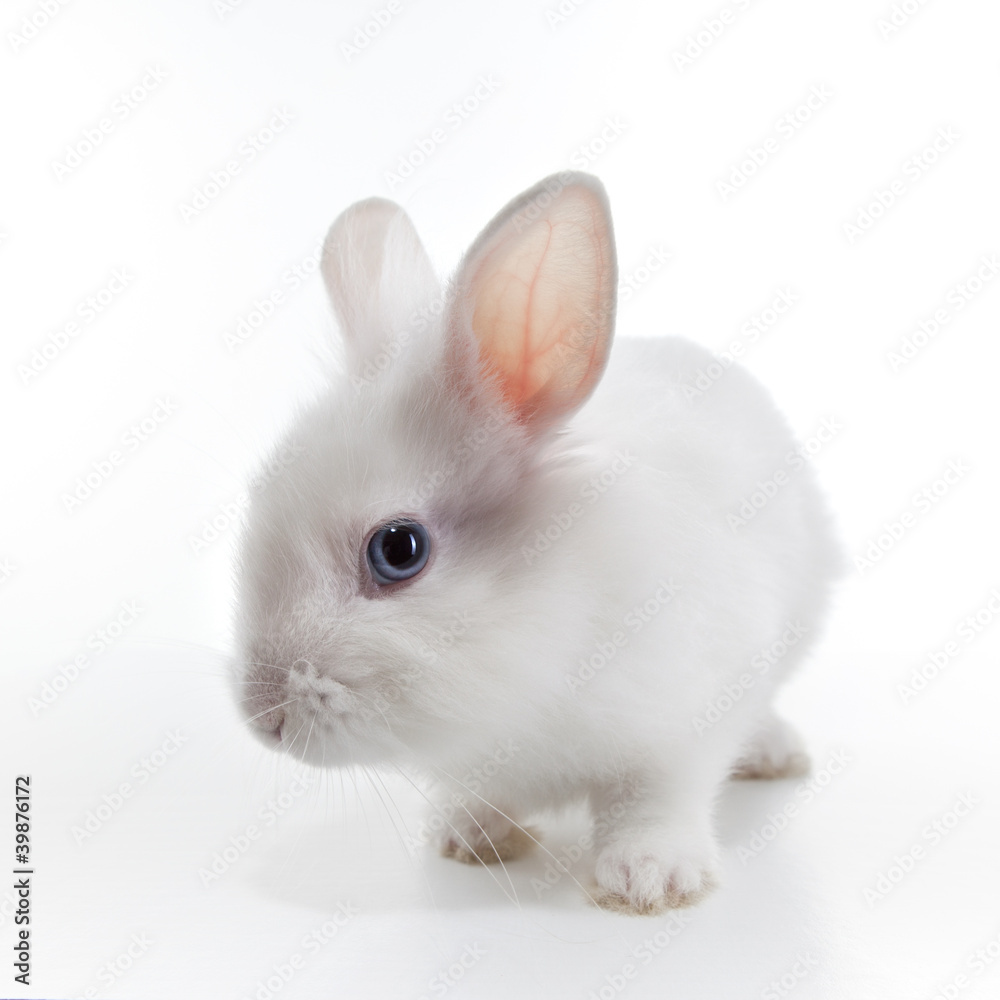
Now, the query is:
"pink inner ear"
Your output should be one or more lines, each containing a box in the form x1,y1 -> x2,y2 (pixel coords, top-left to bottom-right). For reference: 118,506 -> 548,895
468,192 -> 614,427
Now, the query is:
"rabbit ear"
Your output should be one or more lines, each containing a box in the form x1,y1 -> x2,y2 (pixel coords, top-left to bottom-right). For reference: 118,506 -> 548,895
450,173 -> 617,428
321,197 -> 439,365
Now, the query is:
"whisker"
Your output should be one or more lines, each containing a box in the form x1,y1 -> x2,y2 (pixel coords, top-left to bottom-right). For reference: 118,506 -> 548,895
426,761 -> 614,918
387,765 -> 521,908
243,661 -> 293,673
365,768 -> 442,905
243,697 -> 299,729
362,765 -> 420,869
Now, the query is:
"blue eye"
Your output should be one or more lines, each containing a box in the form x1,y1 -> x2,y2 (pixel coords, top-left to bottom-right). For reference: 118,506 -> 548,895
367,520 -> 431,585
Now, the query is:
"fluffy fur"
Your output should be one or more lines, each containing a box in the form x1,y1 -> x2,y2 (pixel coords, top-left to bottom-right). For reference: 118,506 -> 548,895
231,172 -> 841,915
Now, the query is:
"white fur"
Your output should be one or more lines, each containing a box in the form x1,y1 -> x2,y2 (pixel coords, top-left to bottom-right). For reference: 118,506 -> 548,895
231,173 -> 841,915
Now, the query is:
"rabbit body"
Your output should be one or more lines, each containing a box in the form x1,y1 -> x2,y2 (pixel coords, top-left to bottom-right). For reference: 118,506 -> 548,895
233,173 -> 840,914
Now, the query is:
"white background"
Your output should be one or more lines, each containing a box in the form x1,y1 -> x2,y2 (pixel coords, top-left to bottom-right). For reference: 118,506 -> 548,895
2,0 -> 999,997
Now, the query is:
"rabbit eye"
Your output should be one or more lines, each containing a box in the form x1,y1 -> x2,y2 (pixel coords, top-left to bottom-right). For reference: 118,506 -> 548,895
366,520 -> 430,585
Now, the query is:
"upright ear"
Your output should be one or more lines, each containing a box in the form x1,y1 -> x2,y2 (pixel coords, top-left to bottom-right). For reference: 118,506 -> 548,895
450,173 -> 617,429
321,197 -> 439,365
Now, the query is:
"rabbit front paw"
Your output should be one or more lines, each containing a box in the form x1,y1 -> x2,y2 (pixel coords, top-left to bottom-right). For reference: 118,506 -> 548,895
593,833 -> 719,915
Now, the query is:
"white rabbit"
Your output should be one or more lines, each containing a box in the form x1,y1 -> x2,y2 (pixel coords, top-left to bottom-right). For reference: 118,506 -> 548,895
232,172 -> 841,915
